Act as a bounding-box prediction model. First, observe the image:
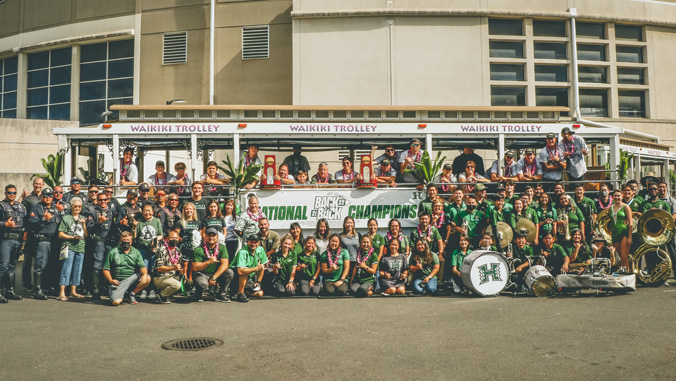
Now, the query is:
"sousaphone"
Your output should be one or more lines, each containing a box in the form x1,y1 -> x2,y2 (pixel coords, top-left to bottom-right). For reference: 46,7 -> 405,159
515,218 -> 537,243
637,208 -> 675,246
486,222 -> 513,248
594,209 -> 613,243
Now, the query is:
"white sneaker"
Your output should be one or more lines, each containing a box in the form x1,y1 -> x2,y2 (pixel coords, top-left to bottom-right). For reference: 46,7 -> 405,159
453,283 -> 461,294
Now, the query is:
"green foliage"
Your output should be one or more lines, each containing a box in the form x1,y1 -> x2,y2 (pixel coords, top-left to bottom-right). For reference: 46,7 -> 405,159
31,152 -> 64,188
77,158 -> 107,184
218,154 -> 261,206
670,169 -> 676,185
403,151 -> 447,186
617,149 -> 635,181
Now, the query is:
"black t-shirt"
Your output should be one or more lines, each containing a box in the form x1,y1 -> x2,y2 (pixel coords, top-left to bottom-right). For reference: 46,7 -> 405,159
452,153 -> 486,177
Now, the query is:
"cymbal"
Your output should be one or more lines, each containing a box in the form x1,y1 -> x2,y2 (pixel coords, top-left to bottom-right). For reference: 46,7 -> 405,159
515,218 -> 537,243
487,221 -> 513,248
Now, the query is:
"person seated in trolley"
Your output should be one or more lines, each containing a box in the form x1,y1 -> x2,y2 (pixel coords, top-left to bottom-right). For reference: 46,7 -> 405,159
434,163 -> 456,195
371,144 -> 401,173
374,159 -> 397,187
487,150 -> 518,184
146,160 -> 176,193
117,147 -> 138,187
458,160 -> 489,193
260,164 -> 295,186
335,156 -> 361,185
451,145 -> 485,177
311,162 -> 337,185
516,148 -> 543,184
281,145 -> 311,177
200,160 -> 229,196
295,170 -> 310,186
169,161 -> 192,197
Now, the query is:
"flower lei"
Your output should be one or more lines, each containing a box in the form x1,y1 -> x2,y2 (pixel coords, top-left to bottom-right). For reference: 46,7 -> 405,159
525,159 -> 537,175
417,225 -> 433,240
432,211 -> 445,229
341,169 -> 355,181
405,149 -> 422,169
315,172 -> 329,183
598,196 -> 613,210
357,247 -> 374,265
386,232 -> 404,242
247,208 -> 264,222
120,160 -> 130,180
203,241 -> 219,260
504,160 -> 514,176
327,247 -> 340,267
546,144 -> 559,159
164,239 -> 181,265
563,139 -> 576,155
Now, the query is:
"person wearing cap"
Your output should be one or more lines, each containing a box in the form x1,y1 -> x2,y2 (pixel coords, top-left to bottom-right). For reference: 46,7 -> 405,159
282,145 -> 311,177
118,147 -> 138,186
62,177 -> 84,204
399,138 -> 425,184
84,189 -> 118,300
487,151 -> 518,183
168,162 -> 192,197
494,184 -> 512,212
335,156 -> 362,185
133,203 -> 163,300
591,233 -> 614,267
371,144 -> 401,174
191,226 -> 233,302
562,228 -> 592,273
103,231 -> 150,306
451,146 -> 485,179
118,189 -> 142,235
374,159 -> 397,187
230,234 -> 268,302
152,230 -> 184,303
539,132 -> 566,191
638,173 -> 659,200
241,145 -> 262,189
26,187 -> 60,300
0,184 -> 28,303
146,160 -> 177,194
458,160 -> 489,193
559,127 -> 589,183
20,177 -> 45,291
433,163 -> 456,194
137,183 -> 152,211
474,183 -> 493,214
516,148 -> 543,184
311,162 -> 337,185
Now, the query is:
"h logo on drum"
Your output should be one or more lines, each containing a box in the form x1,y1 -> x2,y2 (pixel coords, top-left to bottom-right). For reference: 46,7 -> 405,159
478,263 -> 502,285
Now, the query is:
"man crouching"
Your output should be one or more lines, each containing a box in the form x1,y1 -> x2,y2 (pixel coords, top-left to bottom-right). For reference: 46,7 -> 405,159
192,227 -> 233,302
103,231 -> 151,305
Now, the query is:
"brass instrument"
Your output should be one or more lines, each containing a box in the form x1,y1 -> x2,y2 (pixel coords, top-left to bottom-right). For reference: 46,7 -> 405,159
632,243 -> 672,286
594,209 -> 613,243
487,222 -> 513,249
515,218 -> 537,243
637,208 -> 675,246
557,212 -> 571,241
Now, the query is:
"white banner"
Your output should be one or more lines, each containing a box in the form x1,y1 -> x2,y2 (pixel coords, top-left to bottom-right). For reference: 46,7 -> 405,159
254,188 -> 426,231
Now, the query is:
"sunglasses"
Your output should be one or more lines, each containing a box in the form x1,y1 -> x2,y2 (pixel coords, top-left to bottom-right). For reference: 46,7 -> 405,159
54,191 -> 63,194
6,192 -> 17,195
98,199 -> 108,202
88,190 -> 98,193
385,149 -> 395,152
649,188 -> 658,191
411,143 -> 420,147
466,165 -> 475,168
42,195 -> 53,198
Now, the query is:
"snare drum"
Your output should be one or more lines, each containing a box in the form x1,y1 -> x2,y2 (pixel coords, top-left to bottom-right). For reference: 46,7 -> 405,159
460,250 -> 509,297
524,265 -> 555,297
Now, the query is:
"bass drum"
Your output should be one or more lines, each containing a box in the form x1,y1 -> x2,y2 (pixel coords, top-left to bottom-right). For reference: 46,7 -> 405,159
460,250 -> 509,297
524,265 -> 555,297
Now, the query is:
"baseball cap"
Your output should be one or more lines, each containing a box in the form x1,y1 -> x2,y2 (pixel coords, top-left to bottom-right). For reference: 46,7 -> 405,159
475,183 -> 486,191
70,177 -> 82,184
561,127 -> 575,135
247,234 -> 260,242
592,234 -> 606,242
546,133 -> 557,139
516,229 -> 529,238
496,184 -> 506,191
410,138 -> 421,145
443,163 -> 452,170
505,150 -> 514,158
138,183 -> 151,192
155,160 -> 165,167
206,227 -> 220,236
524,148 -> 535,155
382,159 -> 391,166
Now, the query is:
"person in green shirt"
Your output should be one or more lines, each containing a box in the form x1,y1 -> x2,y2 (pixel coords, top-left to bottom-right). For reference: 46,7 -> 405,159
288,222 -> 305,256
478,232 -> 498,251
365,218 -> 387,258
573,183 -> 597,242
556,194 -> 585,243
454,195 -> 485,248
410,212 -> 444,255
640,185 -> 671,213
537,233 -> 568,276
230,234 -> 268,302
535,193 -> 557,246
57,197 -> 88,301
450,234 -> 472,293
409,238 -> 440,294
511,231 -> 535,288
349,235 -> 379,297
508,198 -> 539,238
133,203 -> 164,300
270,234 -> 298,297
418,184 -> 442,216
192,227 -> 233,302
296,236 -> 321,296
562,229 -> 593,272
319,234 -> 351,296
102,231 -> 151,306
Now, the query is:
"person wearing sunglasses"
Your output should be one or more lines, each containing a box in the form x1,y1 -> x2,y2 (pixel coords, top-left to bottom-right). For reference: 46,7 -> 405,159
21,177 -> 45,291
158,193 -> 182,237
399,138 -> 425,185
451,146 -> 486,179
26,188 -> 60,300
85,192 -> 117,300
0,184 -> 28,303
371,144 -> 401,173
62,177 -> 84,204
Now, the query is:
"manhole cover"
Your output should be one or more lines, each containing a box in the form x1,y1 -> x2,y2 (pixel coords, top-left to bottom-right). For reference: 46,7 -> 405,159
162,337 -> 223,351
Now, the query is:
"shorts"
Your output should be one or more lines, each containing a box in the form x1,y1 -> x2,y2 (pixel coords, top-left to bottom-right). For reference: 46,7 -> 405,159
379,277 -> 405,290
109,272 -> 141,302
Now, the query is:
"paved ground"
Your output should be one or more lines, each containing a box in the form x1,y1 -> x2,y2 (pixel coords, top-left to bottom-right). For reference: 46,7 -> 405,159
2,264 -> 676,380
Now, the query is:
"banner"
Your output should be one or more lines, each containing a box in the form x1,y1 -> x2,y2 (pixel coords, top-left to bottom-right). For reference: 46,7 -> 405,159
254,188 -> 426,231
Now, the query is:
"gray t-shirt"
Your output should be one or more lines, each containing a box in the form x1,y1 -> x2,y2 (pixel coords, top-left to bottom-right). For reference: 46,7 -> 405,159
340,233 -> 361,261
515,157 -> 544,177
538,145 -> 563,181
487,159 -> 517,178
379,254 -> 408,279
558,135 -> 588,178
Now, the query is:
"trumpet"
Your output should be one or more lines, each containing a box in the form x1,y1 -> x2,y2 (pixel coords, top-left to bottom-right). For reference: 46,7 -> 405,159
557,213 -> 571,241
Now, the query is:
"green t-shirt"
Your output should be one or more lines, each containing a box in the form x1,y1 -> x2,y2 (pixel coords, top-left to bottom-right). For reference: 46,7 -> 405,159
624,197 -> 642,213
270,250 -> 298,283
512,244 -> 534,262
640,199 -> 671,213
562,242 -> 592,264
538,243 -> 567,270
296,251 -> 318,279
489,208 -> 508,227
354,250 -> 379,284
319,249 -> 350,282
103,246 -> 145,281
575,197 -> 597,220
454,209 -> 485,240
367,233 -> 386,254
135,217 -> 163,248
535,206 -> 557,235
450,249 -> 471,271
58,215 -> 86,252
410,252 -> 440,280
409,226 -> 443,253
557,206 -> 585,233
192,243 -> 228,274
291,242 -> 303,257
507,208 -> 539,231
231,245 -> 268,279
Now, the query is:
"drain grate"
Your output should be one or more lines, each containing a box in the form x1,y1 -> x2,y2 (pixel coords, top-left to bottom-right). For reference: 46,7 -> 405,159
162,337 -> 223,351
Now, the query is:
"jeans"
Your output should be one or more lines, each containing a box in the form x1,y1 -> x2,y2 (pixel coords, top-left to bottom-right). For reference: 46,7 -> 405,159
0,238 -> 21,277
60,249 -> 84,286
412,277 -> 438,294
297,279 -> 320,296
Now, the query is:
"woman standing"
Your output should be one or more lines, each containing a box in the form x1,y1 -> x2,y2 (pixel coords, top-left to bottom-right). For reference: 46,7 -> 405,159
223,199 -> 239,262
234,194 -> 264,240
200,200 -> 227,241
270,234 -> 298,297
535,193 -> 557,246
450,234 -> 472,294
379,239 -> 408,295
409,239 -> 440,294
349,235 -> 379,297
385,219 -> 410,258
609,189 -> 633,270
296,236 -> 321,296
134,203 -> 163,299
57,198 -> 88,301
289,222 -> 305,256
177,202 -> 201,288
313,218 -> 331,256
340,216 -> 361,268
319,234 -> 350,295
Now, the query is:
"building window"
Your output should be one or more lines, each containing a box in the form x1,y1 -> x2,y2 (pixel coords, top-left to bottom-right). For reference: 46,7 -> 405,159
616,46 -> 644,63
534,42 -> 567,60
615,25 -> 643,41
489,41 -> 523,58
619,90 -> 646,118
0,56 -> 17,118
535,65 -> 567,82
580,89 -> 608,117
490,64 -> 524,81
488,19 -> 523,36
26,48 -> 71,120
617,68 -> 645,85
533,20 -> 566,37
79,40 -> 134,125
576,22 -> 605,39
577,44 -> 606,61
491,87 -> 526,106
578,66 -> 608,83
536,87 -> 569,115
